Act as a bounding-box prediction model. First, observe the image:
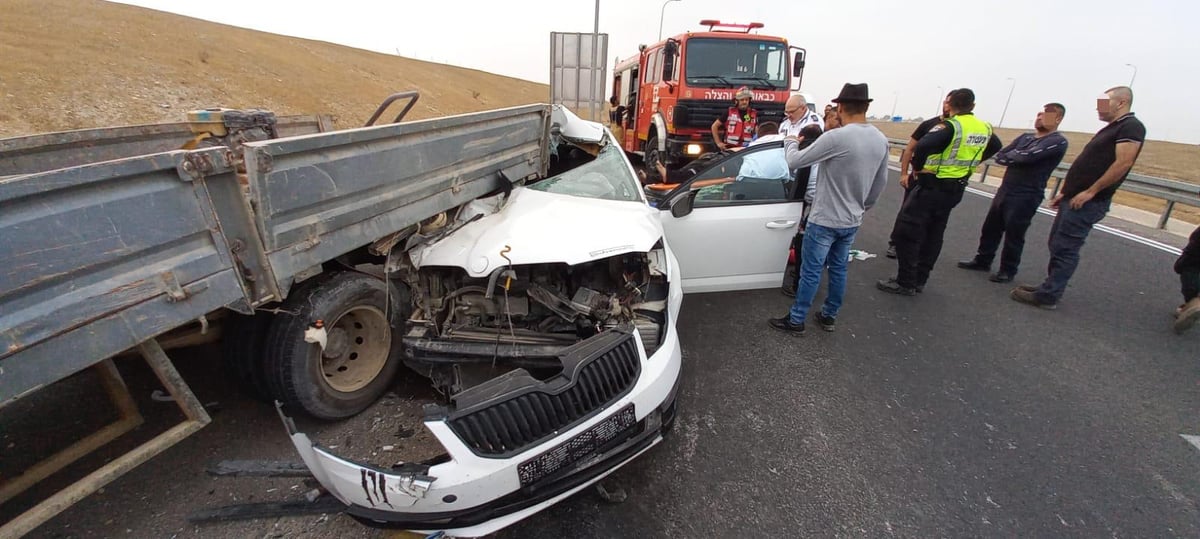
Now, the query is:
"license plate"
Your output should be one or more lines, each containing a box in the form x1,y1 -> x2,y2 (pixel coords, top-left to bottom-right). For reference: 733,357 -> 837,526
517,404 -> 637,487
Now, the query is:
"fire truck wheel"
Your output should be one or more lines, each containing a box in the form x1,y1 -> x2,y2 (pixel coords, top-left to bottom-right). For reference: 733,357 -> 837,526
264,271 -> 410,420
644,135 -> 662,183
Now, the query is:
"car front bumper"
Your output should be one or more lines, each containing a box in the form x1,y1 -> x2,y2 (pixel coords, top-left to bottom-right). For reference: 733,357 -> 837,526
279,312 -> 682,537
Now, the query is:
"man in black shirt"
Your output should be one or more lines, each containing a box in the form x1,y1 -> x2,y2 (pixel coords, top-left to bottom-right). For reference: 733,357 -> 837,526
886,97 -> 951,259
1011,86 -> 1146,309
958,104 -> 1069,282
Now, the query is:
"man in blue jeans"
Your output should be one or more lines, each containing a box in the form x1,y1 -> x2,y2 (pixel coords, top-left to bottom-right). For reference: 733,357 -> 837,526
769,83 -> 889,335
1011,86 -> 1145,309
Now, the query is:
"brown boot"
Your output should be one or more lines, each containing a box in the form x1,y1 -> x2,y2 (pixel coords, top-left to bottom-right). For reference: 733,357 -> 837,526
1174,298 -> 1200,334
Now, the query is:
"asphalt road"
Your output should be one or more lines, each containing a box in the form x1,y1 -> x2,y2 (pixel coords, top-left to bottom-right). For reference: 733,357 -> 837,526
502,171 -> 1200,538
18,170 -> 1200,538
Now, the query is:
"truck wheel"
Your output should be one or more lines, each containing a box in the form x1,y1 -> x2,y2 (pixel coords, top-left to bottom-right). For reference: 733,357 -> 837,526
264,272 -> 410,420
644,135 -> 662,183
221,312 -> 275,402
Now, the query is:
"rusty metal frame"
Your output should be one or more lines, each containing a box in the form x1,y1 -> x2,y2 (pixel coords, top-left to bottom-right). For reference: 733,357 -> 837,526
0,339 -> 211,538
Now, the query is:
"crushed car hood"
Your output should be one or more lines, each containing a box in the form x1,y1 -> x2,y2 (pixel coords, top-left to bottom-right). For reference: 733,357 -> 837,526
412,188 -> 661,276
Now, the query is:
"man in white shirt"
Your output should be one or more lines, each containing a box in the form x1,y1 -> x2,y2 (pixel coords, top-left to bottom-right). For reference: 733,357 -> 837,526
779,94 -> 824,137
736,122 -> 790,182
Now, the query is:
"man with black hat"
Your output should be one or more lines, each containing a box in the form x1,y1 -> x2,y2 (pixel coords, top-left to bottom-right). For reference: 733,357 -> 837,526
769,83 -> 890,335
878,88 -> 1003,296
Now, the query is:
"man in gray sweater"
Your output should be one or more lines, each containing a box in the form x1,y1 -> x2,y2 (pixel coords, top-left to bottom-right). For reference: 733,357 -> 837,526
769,83 -> 890,335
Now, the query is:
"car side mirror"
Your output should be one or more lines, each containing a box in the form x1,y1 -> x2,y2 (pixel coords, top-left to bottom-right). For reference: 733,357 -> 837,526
670,190 -> 698,218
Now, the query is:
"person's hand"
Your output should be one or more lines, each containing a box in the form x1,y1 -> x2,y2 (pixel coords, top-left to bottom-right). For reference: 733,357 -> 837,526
899,175 -> 911,189
1049,193 -> 1064,209
1069,190 -> 1095,210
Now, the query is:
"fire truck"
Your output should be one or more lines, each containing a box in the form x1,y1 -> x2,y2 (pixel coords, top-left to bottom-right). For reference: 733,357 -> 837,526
610,19 -> 806,179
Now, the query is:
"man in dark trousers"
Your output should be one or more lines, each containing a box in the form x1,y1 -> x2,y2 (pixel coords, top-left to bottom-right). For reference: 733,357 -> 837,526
1011,86 -> 1145,309
957,103 -> 1069,282
1174,225 -> 1200,334
878,88 -> 1002,295
887,96 -> 952,259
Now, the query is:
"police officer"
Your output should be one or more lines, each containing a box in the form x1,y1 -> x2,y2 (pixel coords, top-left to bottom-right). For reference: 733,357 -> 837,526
712,86 -> 758,150
878,88 -> 1002,296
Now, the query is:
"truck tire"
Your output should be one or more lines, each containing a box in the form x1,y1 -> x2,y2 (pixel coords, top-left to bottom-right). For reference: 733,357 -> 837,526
220,312 -> 275,402
643,134 -> 662,183
264,271 -> 410,420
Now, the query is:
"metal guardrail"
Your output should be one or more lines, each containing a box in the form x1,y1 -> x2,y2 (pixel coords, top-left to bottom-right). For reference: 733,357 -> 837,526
886,138 -> 1200,229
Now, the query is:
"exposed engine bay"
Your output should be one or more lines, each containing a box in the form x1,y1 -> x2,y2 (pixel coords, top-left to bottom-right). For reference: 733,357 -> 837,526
401,250 -> 669,395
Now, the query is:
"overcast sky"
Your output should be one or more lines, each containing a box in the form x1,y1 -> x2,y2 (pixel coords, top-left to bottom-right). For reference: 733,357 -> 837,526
113,0 -> 1200,144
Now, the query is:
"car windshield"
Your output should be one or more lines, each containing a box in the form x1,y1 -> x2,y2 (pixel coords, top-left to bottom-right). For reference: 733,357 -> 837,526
685,38 -> 788,90
528,143 -> 642,202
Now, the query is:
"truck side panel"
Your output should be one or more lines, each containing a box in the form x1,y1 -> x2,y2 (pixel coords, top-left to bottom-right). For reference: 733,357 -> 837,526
0,149 -> 247,404
243,104 -> 549,293
0,115 -> 333,177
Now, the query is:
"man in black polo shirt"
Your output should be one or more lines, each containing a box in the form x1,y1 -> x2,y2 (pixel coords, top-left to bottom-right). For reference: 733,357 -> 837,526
1011,86 -> 1146,309
958,103 -> 1069,282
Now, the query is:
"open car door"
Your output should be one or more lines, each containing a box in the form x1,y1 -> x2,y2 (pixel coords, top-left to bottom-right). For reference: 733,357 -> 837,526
654,141 -> 805,293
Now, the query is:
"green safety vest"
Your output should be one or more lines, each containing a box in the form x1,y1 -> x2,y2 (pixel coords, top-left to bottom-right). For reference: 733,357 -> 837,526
926,114 -> 993,179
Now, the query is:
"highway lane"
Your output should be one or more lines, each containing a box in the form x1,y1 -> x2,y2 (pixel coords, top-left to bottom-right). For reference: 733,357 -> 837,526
504,169 -> 1200,538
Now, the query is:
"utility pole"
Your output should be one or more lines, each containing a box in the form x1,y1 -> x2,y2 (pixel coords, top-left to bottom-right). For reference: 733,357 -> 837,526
935,86 -> 943,116
998,77 -> 1016,128
1126,63 -> 1137,88
891,92 -> 898,118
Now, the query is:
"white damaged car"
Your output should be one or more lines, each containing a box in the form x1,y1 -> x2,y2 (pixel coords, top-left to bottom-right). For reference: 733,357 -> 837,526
279,106 -> 805,536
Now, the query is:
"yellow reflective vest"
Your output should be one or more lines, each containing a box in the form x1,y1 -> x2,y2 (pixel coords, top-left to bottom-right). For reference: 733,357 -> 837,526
926,113 -> 993,179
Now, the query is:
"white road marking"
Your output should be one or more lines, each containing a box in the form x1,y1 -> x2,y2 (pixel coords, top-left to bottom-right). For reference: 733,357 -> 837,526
885,165 -> 1182,256
1181,434 -> 1200,452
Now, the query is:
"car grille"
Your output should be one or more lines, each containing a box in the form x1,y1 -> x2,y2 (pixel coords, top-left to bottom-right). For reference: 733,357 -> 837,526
446,334 -> 642,457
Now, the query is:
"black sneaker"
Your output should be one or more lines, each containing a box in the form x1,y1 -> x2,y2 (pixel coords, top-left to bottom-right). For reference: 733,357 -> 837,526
885,245 -> 897,259
957,259 -> 990,271
768,316 -> 806,336
815,313 -> 836,332
989,272 -> 1014,283
876,278 -> 917,296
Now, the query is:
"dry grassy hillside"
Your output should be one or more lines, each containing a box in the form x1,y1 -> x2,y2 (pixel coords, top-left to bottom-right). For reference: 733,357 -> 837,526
0,0 -> 548,137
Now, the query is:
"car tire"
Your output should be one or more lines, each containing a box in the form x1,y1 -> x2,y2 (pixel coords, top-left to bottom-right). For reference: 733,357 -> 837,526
264,271 -> 411,420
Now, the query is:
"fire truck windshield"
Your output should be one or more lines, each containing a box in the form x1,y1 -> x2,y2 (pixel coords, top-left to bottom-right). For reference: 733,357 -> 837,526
685,38 -> 788,90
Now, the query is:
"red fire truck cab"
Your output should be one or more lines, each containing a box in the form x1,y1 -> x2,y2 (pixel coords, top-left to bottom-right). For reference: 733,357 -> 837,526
610,20 -> 805,179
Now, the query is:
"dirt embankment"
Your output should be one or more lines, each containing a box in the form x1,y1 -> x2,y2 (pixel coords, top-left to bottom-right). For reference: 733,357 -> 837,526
0,0 -> 549,138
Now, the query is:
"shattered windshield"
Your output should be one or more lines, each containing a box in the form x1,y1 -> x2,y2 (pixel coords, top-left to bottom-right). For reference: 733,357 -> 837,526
528,144 -> 641,202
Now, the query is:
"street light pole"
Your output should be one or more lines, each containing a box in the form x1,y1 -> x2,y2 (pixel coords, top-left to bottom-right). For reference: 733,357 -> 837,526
936,85 -> 943,116
998,77 -> 1016,128
891,92 -> 898,118
1125,63 -> 1137,87
658,0 -> 681,41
